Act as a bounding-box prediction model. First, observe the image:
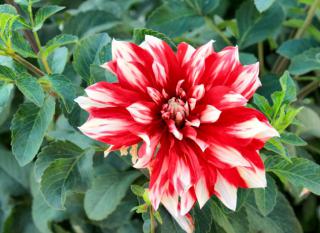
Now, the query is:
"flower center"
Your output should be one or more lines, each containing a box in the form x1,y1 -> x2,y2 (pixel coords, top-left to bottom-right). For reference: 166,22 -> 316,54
161,97 -> 189,127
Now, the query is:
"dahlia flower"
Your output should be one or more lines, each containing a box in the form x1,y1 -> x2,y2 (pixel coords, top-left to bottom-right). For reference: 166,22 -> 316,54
75,35 -> 278,232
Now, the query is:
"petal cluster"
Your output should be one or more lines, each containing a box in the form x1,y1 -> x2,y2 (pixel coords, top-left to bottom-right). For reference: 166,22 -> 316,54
76,35 -> 278,233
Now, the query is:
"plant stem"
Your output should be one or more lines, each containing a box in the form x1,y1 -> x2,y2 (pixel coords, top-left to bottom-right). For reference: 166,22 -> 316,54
11,53 -> 45,77
150,207 -> 156,233
298,80 -> 320,100
204,16 -> 232,46
27,3 -> 52,74
258,42 -> 265,74
272,0 -> 320,74
294,0 -> 320,39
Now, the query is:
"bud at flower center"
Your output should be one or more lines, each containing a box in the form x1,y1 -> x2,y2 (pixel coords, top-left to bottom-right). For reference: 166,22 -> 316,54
161,97 -> 189,127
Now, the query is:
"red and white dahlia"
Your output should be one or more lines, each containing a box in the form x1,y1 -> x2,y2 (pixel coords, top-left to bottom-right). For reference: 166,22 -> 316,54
75,35 -> 278,232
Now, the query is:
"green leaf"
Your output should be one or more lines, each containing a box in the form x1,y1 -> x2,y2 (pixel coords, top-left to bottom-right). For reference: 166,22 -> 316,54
187,0 -> 220,15
279,71 -> 297,104
254,0 -> 276,12
34,141 -> 84,181
15,73 -> 45,107
246,193 -> 302,233
40,147 -> 93,209
254,175 -> 278,216
0,83 -> 14,126
34,5 -> 65,31
265,156 -> 320,195
41,34 -> 78,58
0,4 -> 18,15
0,65 -> 16,80
84,170 -> 140,220
264,137 -> 289,160
31,174 -> 65,233
147,1 -> 204,37
193,203 -> 213,233
130,185 -> 145,197
296,106 -> 320,138
277,38 -> 318,59
159,207 -> 185,233
280,132 -> 306,146
133,28 -> 176,48
42,74 -> 76,113
236,1 -> 285,48
289,47 -> 320,75
253,93 -> 272,119
46,47 -> 68,74
73,33 -> 110,82
11,32 -> 37,58
11,97 -> 55,166
0,146 -> 30,189
63,10 -> 119,37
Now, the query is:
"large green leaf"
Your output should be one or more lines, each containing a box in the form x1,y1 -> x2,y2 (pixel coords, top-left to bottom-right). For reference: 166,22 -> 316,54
73,33 -> 110,82
41,74 -> 76,113
34,141 -> 83,181
254,0 -> 276,12
0,146 -> 30,189
254,175 -> 278,216
33,5 -> 65,31
246,193 -> 302,233
289,47 -> 320,75
84,170 -> 140,220
187,0 -> 220,15
265,156 -> 320,195
277,38 -> 318,59
63,10 -> 119,37
15,73 -> 45,107
11,97 -> 55,166
147,1 -> 204,37
40,146 -> 94,209
236,1 -> 285,48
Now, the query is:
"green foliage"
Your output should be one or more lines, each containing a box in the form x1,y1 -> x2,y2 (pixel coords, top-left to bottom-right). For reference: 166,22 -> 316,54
0,0 -> 320,232
15,73 -> 45,107
11,97 -> 55,166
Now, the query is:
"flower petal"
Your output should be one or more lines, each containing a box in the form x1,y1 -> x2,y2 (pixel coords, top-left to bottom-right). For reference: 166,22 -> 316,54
227,62 -> 261,99
200,105 -> 221,123
127,101 -> 158,124
176,42 -> 196,67
214,172 -> 238,211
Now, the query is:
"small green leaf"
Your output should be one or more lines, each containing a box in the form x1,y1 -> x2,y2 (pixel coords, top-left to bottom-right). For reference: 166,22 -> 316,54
265,156 -> 320,195
73,33 -> 110,82
41,34 -> 78,58
0,83 -> 14,125
11,97 -> 55,166
11,32 -> 37,58
253,93 -> 272,119
15,73 -> 45,107
264,137 -> 289,160
279,71 -> 297,104
0,65 -> 16,80
84,170 -> 140,220
46,47 -> 68,74
254,175 -> 278,216
280,132 -> 307,146
34,5 -> 65,31
133,28 -> 176,48
130,185 -> 145,197
42,74 -> 76,113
